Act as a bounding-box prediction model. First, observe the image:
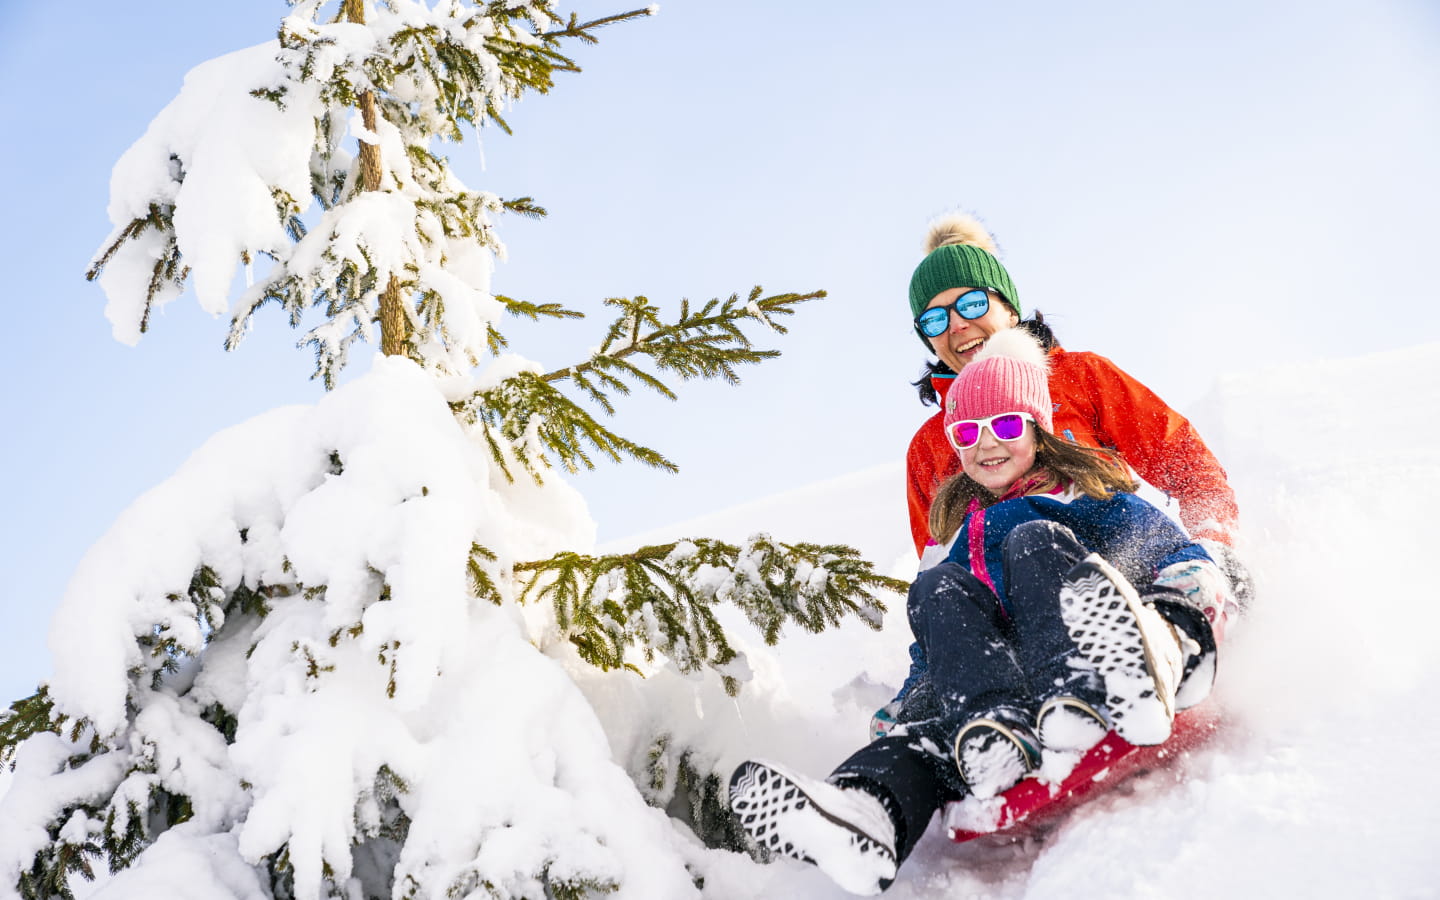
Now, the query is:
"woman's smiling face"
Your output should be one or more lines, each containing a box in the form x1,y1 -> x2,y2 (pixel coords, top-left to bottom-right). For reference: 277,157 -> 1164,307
923,287 -> 1020,373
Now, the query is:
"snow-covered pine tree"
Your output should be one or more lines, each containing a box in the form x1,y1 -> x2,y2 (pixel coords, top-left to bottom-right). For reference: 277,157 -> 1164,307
0,3 -> 903,899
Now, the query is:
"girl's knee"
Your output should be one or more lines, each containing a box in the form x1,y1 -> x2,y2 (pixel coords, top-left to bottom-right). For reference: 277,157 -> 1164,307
911,562 -> 970,597
907,562 -> 985,616
1003,520 -> 1082,560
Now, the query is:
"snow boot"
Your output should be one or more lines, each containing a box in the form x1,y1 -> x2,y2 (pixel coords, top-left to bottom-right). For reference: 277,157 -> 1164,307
728,760 -> 897,895
952,707 -> 1042,798
1059,554 -> 1185,746
1035,695 -> 1109,755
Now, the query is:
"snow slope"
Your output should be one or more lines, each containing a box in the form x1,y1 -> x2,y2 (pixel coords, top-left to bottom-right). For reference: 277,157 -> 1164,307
607,340 -> 1440,898
4,342 -> 1436,899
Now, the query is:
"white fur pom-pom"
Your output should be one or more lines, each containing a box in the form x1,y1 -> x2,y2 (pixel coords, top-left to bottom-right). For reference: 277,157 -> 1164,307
972,327 -> 1048,372
924,212 -> 999,255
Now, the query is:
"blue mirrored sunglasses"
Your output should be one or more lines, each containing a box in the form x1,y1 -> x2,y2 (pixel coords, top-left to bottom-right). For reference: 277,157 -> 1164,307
914,289 -> 992,338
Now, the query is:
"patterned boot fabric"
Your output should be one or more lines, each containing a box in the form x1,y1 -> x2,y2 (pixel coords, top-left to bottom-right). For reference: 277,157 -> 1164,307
952,713 -> 1041,798
728,760 -> 897,896
1059,554 -> 1184,746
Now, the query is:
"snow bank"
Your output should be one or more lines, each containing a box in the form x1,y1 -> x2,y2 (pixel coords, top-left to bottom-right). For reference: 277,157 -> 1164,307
596,341 -> 1440,898
8,339 -> 1438,899
7,357 -> 732,900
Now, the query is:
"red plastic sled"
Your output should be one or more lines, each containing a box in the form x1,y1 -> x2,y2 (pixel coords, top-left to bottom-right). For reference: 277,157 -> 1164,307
945,703 -> 1222,842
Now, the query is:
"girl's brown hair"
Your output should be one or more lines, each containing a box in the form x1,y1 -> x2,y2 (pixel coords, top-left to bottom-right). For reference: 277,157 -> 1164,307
928,426 -> 1139,544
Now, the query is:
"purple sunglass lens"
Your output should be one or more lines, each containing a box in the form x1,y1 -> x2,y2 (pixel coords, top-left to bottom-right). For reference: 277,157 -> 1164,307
991,414 -> 1027,440
955,422 -> 981,447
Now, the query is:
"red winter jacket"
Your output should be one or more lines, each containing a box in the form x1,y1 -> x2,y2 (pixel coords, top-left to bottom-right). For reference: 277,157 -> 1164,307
906,346 -> 1239,557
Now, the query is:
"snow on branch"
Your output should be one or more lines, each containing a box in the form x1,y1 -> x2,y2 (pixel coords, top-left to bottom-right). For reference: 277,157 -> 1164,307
459,370 -> 678,483
86,1 -> 652,384
0,352 -> 899,898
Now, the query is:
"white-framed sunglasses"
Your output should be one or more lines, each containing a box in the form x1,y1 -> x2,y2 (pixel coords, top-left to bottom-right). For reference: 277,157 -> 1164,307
944,411 -> 1035,451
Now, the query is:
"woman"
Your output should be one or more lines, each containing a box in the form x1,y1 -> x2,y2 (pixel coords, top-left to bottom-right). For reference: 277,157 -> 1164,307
904,214 -> 1242,576
727,331 -> 1231,895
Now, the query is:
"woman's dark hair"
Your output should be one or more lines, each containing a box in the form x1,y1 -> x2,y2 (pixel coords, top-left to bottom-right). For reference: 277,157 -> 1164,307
1017,312 -> 1059,352
911,358 -> 955,406
927,425 -> 1136,545
911,311 -> 1060,407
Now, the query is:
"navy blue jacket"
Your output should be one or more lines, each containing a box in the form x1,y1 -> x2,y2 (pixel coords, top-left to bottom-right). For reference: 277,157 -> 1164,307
898,488 -> 1210,700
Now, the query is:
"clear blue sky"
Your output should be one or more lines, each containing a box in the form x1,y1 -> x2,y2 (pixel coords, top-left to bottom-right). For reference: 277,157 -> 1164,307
2,0 -> 1437,705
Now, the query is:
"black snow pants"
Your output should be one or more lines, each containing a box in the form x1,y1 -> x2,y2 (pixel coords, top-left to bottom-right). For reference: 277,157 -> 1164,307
830,519 -> 1096,863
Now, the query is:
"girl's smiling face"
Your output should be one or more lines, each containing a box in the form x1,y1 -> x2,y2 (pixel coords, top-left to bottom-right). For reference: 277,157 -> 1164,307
960,418 -> 1037,495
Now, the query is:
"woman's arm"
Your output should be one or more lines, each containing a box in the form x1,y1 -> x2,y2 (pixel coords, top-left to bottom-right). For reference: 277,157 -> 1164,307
1070,492 -> 1237,640
1066,492 -> 1210,591
1053,351 -> 1240,545
906,413 -> 957,557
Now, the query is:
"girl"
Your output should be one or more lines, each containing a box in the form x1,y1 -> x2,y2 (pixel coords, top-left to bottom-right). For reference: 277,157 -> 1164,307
727,330 -> 1235,896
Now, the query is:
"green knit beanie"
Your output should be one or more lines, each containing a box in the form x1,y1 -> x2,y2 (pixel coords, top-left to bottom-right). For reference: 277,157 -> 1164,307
907,243 -> 1021,319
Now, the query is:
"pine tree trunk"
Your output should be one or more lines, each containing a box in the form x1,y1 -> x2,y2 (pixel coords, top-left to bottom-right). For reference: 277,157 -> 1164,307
348,0 -> 409,358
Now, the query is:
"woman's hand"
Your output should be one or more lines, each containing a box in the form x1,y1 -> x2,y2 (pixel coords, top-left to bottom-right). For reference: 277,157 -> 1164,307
1155,556 -> 1240,642
870,701 -> 902,742
1197,538 -> 1255,611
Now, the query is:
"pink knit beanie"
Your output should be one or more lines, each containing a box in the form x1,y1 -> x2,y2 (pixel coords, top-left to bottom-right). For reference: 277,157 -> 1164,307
943,328 -> 1053,433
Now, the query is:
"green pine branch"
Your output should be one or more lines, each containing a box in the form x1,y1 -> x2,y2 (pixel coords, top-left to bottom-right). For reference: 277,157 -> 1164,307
645,735 -> 747,851
542,287 -> 823,412
467,542 -> 504,606
83,203 -> 186,336
483,294 -> 582,355
541,8 -> 658,44
1,687 -> 62,767
501,197 -> 547,218
451,287 -> 823,481
514,536 -> 901,694
18,830 -> 99,900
